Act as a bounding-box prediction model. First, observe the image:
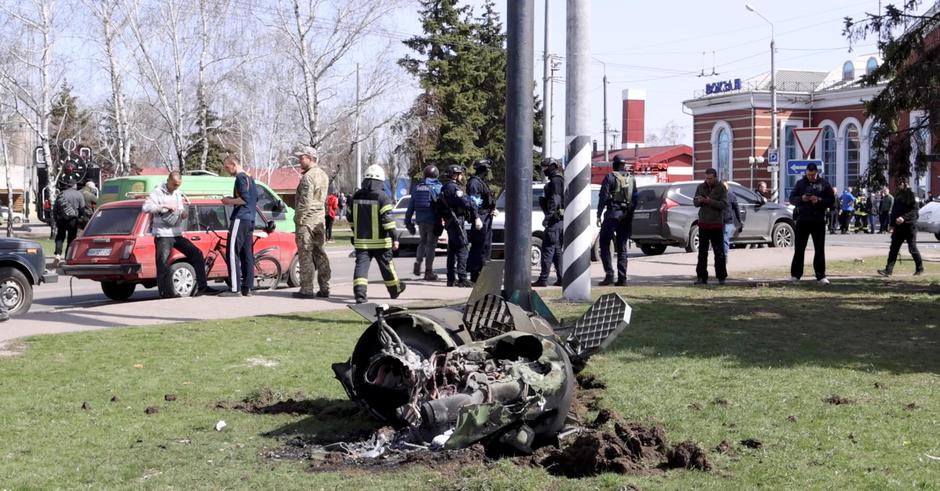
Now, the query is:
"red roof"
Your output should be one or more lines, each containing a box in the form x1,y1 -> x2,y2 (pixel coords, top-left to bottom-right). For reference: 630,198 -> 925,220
136,167 -> 170,175
592,144 -> 692,163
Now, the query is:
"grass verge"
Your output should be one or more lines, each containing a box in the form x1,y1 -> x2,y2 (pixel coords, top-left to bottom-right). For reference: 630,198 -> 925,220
0,276 -> 938,488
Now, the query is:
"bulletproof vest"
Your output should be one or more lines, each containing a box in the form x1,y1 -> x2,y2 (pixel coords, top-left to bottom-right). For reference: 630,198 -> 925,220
412,182 -> 435,211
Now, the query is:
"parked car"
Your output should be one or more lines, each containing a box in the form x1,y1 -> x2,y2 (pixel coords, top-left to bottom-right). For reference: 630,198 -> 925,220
491,184 -> 602,266
388,195 -> 448,252
631,181 -> 794,255
0,237 -> 57,315
0,207 -> 26,225
59,198 -> 299,300
916,199 -> 940,241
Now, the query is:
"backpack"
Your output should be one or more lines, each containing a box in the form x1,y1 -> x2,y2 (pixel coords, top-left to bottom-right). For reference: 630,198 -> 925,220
54,193 -> 79,219
610,172 -> 635,205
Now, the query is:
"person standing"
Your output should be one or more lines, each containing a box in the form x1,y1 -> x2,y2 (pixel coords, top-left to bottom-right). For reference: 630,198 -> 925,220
877,178 -> 924,277
325,191 -> 338,242
532,158 -> 564,287
405,164 -> 442,281
597,155 -> 637,286
878,188 -> 893,234
337,192 -> 347,221
291,146 -> 332,299
722,182 -> 743,261
693,169 -> 728,285
828,186 -> 840,234
466,159 -> 495,282
143,172 -> 215,298
219,155 -> 258,297
53,181 -> 85,264
839,187 -> 855,234
788,163 -> 835,284
348,164 -> 405,303
439,165 -> 473,287
78,180 -> 98,230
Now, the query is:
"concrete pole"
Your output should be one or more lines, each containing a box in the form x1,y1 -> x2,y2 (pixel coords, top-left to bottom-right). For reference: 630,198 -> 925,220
542,0 -> 551,159
504,0 -> 534,306
603,70 -> 608,161
355,63 -> 362,187
563,0 -> 592,301
770,37 -> 778,202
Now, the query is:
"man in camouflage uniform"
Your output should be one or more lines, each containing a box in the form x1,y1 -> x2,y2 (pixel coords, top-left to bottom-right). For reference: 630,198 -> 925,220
292,145 -> 332,298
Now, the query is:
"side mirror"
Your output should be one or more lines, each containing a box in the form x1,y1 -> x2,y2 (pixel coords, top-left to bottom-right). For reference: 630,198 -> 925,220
273,199 -> 286,213
264,220 -> 276,234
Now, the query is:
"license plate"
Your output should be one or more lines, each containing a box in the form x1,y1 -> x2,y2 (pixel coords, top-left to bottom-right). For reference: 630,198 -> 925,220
87,248 -> 112,257
634,212 -> 650,219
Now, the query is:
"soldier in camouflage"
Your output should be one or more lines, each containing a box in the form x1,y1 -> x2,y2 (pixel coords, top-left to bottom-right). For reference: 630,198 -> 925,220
291,145 -> 332,299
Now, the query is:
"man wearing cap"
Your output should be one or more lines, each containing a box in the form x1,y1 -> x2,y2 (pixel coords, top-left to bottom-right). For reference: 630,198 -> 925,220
292,145 -> 332,299
466,159 -> 495,282
533,158 -> 565,287
439,164 -> 473,287
788,162 -> 835,284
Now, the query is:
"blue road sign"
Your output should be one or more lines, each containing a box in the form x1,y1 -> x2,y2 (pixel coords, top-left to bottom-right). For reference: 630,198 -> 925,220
786,159 -> 823,176
768,148 -> 779,164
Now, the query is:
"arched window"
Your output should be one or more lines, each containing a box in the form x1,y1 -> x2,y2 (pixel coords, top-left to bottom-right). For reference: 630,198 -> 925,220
845,125 -> 860,188
822,126 -> 837,182
716,127 -> 731,181
865,57 -> 878,76
842,61 -> 855,82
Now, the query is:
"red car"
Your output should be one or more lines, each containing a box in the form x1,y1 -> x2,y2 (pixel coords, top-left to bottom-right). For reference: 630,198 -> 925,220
61,198 -> 300,300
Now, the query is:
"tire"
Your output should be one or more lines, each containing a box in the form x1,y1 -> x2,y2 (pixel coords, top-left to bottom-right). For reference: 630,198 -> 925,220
685,225 -> 699,253
253,255 -> 282,291
286,255 -> 301,288
771,222 -> 795,248
13,217 -> 22,224
0,266 -> 32,316
530,236 -> 542,268
165,262 -> 197,298
935,232 -> 940,242
101,281 -> 136,301
640,244 -> 667,256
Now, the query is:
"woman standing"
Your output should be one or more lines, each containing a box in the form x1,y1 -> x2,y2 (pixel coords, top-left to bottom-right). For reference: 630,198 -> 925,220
325,192 -> 338,242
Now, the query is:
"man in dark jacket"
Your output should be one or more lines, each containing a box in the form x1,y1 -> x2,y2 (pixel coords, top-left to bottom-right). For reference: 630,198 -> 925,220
877,178 -> 924,276
693,169 -> 728,284
440,165 -> 473,287
466,159 -> 495,282
348,164 -> 405,303
878,189 -> 894,234
596,155 -> 637,286
533,158 -> 564,287
405,164 -> 442,280
53,181 -> 85,263
788,162 -> 835,284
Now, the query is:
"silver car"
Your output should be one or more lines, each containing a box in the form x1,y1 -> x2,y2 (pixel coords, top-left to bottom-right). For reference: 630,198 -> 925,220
916,199 -> 940,241
388,195 -> 448,251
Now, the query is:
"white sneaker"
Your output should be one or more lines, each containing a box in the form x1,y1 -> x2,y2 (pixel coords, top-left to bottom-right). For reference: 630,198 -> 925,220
789,276 -> 799,282
817,277 -> 830,285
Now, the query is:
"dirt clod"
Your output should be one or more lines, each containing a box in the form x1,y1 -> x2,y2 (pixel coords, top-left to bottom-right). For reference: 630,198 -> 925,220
688,402 -> 703,411
576,373 -> 607,390
110,395 -> 119,402
874,382 -> 885,389
714,440 -> 733,454
787,415 -> 797,423
740,438 -> 763,449
164,394 -> 177,402
145,406 -> 160,414
713,398 -> 729,407
81,401 -> 90,410
667,441 -> 712,471
905,402 -> 918,410
823,395 -> 854,405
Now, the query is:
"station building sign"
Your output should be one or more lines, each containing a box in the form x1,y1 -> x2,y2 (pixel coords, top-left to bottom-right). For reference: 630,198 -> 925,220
705,78 -> 742,95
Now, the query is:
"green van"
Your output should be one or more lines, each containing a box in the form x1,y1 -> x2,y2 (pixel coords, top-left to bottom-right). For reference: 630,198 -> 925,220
100,174 -> 296,233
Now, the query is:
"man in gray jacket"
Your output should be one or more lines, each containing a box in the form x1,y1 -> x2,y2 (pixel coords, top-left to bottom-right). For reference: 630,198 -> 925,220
143,172 -> 215,297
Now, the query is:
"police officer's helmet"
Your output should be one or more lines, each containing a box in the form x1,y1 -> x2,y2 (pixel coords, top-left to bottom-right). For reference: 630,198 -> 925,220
447,164 -> 465,177
611,155 -> 627,171
423,164 -> 439,179
541,158 -> 560,173
473,159 -> 492,172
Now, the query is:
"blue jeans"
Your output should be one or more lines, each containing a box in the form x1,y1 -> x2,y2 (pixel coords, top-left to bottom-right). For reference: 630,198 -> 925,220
723,223 -> 735,257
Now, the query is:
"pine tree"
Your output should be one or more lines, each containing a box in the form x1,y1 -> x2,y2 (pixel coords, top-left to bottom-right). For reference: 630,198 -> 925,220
49,82 -> 95,161
184,101 -> 229,175
845,1 -> 940,185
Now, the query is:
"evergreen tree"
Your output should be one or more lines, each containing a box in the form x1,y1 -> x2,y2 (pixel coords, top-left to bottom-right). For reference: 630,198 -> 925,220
845,1 -> 940,185
49,82 -> 95,161
184,101 -> 229,175
399,0 -> 542,186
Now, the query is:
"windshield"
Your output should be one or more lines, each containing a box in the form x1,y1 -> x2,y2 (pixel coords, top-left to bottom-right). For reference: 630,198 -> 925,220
83,207 -> 141,236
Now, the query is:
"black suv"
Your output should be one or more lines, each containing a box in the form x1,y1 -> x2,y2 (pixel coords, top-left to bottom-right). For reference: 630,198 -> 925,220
631,181 -> 794,255
0,237 -> 58,315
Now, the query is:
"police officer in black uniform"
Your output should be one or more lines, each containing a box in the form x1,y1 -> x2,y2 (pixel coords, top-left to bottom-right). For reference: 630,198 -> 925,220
597,155 -> 637,286
466,159 -> 495,282
532,158 -> 565,287
440,165 -> 473,287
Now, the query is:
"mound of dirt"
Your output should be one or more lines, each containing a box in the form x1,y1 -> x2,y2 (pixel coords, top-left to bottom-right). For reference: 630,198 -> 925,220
823,395 -> 854,405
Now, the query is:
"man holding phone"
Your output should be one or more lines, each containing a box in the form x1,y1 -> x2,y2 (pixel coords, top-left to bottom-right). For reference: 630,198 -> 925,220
788,162 -> 835,284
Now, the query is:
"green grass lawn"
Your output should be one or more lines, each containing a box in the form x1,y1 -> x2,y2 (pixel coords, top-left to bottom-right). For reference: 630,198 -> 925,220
0,274 -> 938,488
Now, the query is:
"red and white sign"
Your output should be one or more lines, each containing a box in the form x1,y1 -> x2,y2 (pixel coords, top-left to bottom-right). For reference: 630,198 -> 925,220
793,128 -> 823,159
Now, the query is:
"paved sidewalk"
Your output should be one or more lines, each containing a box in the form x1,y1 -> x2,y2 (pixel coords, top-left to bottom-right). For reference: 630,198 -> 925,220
2,243 -> 934,343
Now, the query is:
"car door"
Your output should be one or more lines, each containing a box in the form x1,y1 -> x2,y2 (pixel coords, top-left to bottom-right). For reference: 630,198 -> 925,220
731,185 -> 769,239
195,204 -> 230,278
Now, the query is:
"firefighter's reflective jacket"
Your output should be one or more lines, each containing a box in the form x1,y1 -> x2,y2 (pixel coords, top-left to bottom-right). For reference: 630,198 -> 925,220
347,179 -> 399,249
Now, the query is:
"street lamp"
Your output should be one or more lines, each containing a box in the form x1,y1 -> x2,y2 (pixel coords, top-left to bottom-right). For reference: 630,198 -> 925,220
746,3 -> 778,202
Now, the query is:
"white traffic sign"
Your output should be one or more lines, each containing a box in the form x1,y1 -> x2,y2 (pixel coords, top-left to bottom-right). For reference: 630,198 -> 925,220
768,148 -> 778,164
793,128 -> 822,159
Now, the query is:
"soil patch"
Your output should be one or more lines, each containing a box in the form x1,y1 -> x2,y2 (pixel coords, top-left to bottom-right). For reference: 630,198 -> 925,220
0,340 -> 26,358
216,387 -> 361,418
823,395 -> 854,405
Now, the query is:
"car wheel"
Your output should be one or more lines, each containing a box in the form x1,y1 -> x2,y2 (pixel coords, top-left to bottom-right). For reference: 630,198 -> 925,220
287,255 -> 301,288
771,222 -> 795,248
685,225 -> 699,253
165,262 -> 197,298
13,217 -> 22,225
0,266 -> 32,316
101,281 -> 136,301
935,231 -> 940,242
640,244 -> 667,256
531,236 -> 542,268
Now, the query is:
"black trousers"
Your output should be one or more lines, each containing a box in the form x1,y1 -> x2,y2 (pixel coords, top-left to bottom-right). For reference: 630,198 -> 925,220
445,221 -> 469,283
54,218 -> 78,256
839,211 -> 852,233
885,225 -> 924,272
227,218 -> 254,293
828,209 -> 839,233
879,212 -> 890,233
353,248 -> 402,303
155,236 -> 208,297
791,220 -> 827,280
696,227 -> 727,282
325,216 -> 334,240
599,214 -> 631,281
467,214 -> 493,282
537,221 -> 563,283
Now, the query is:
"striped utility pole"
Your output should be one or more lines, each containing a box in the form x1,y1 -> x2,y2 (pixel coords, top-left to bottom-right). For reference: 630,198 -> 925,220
562,0 -> 592,302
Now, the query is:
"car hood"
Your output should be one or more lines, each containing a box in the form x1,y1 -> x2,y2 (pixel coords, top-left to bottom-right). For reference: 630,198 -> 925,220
0,237 -> 42,252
